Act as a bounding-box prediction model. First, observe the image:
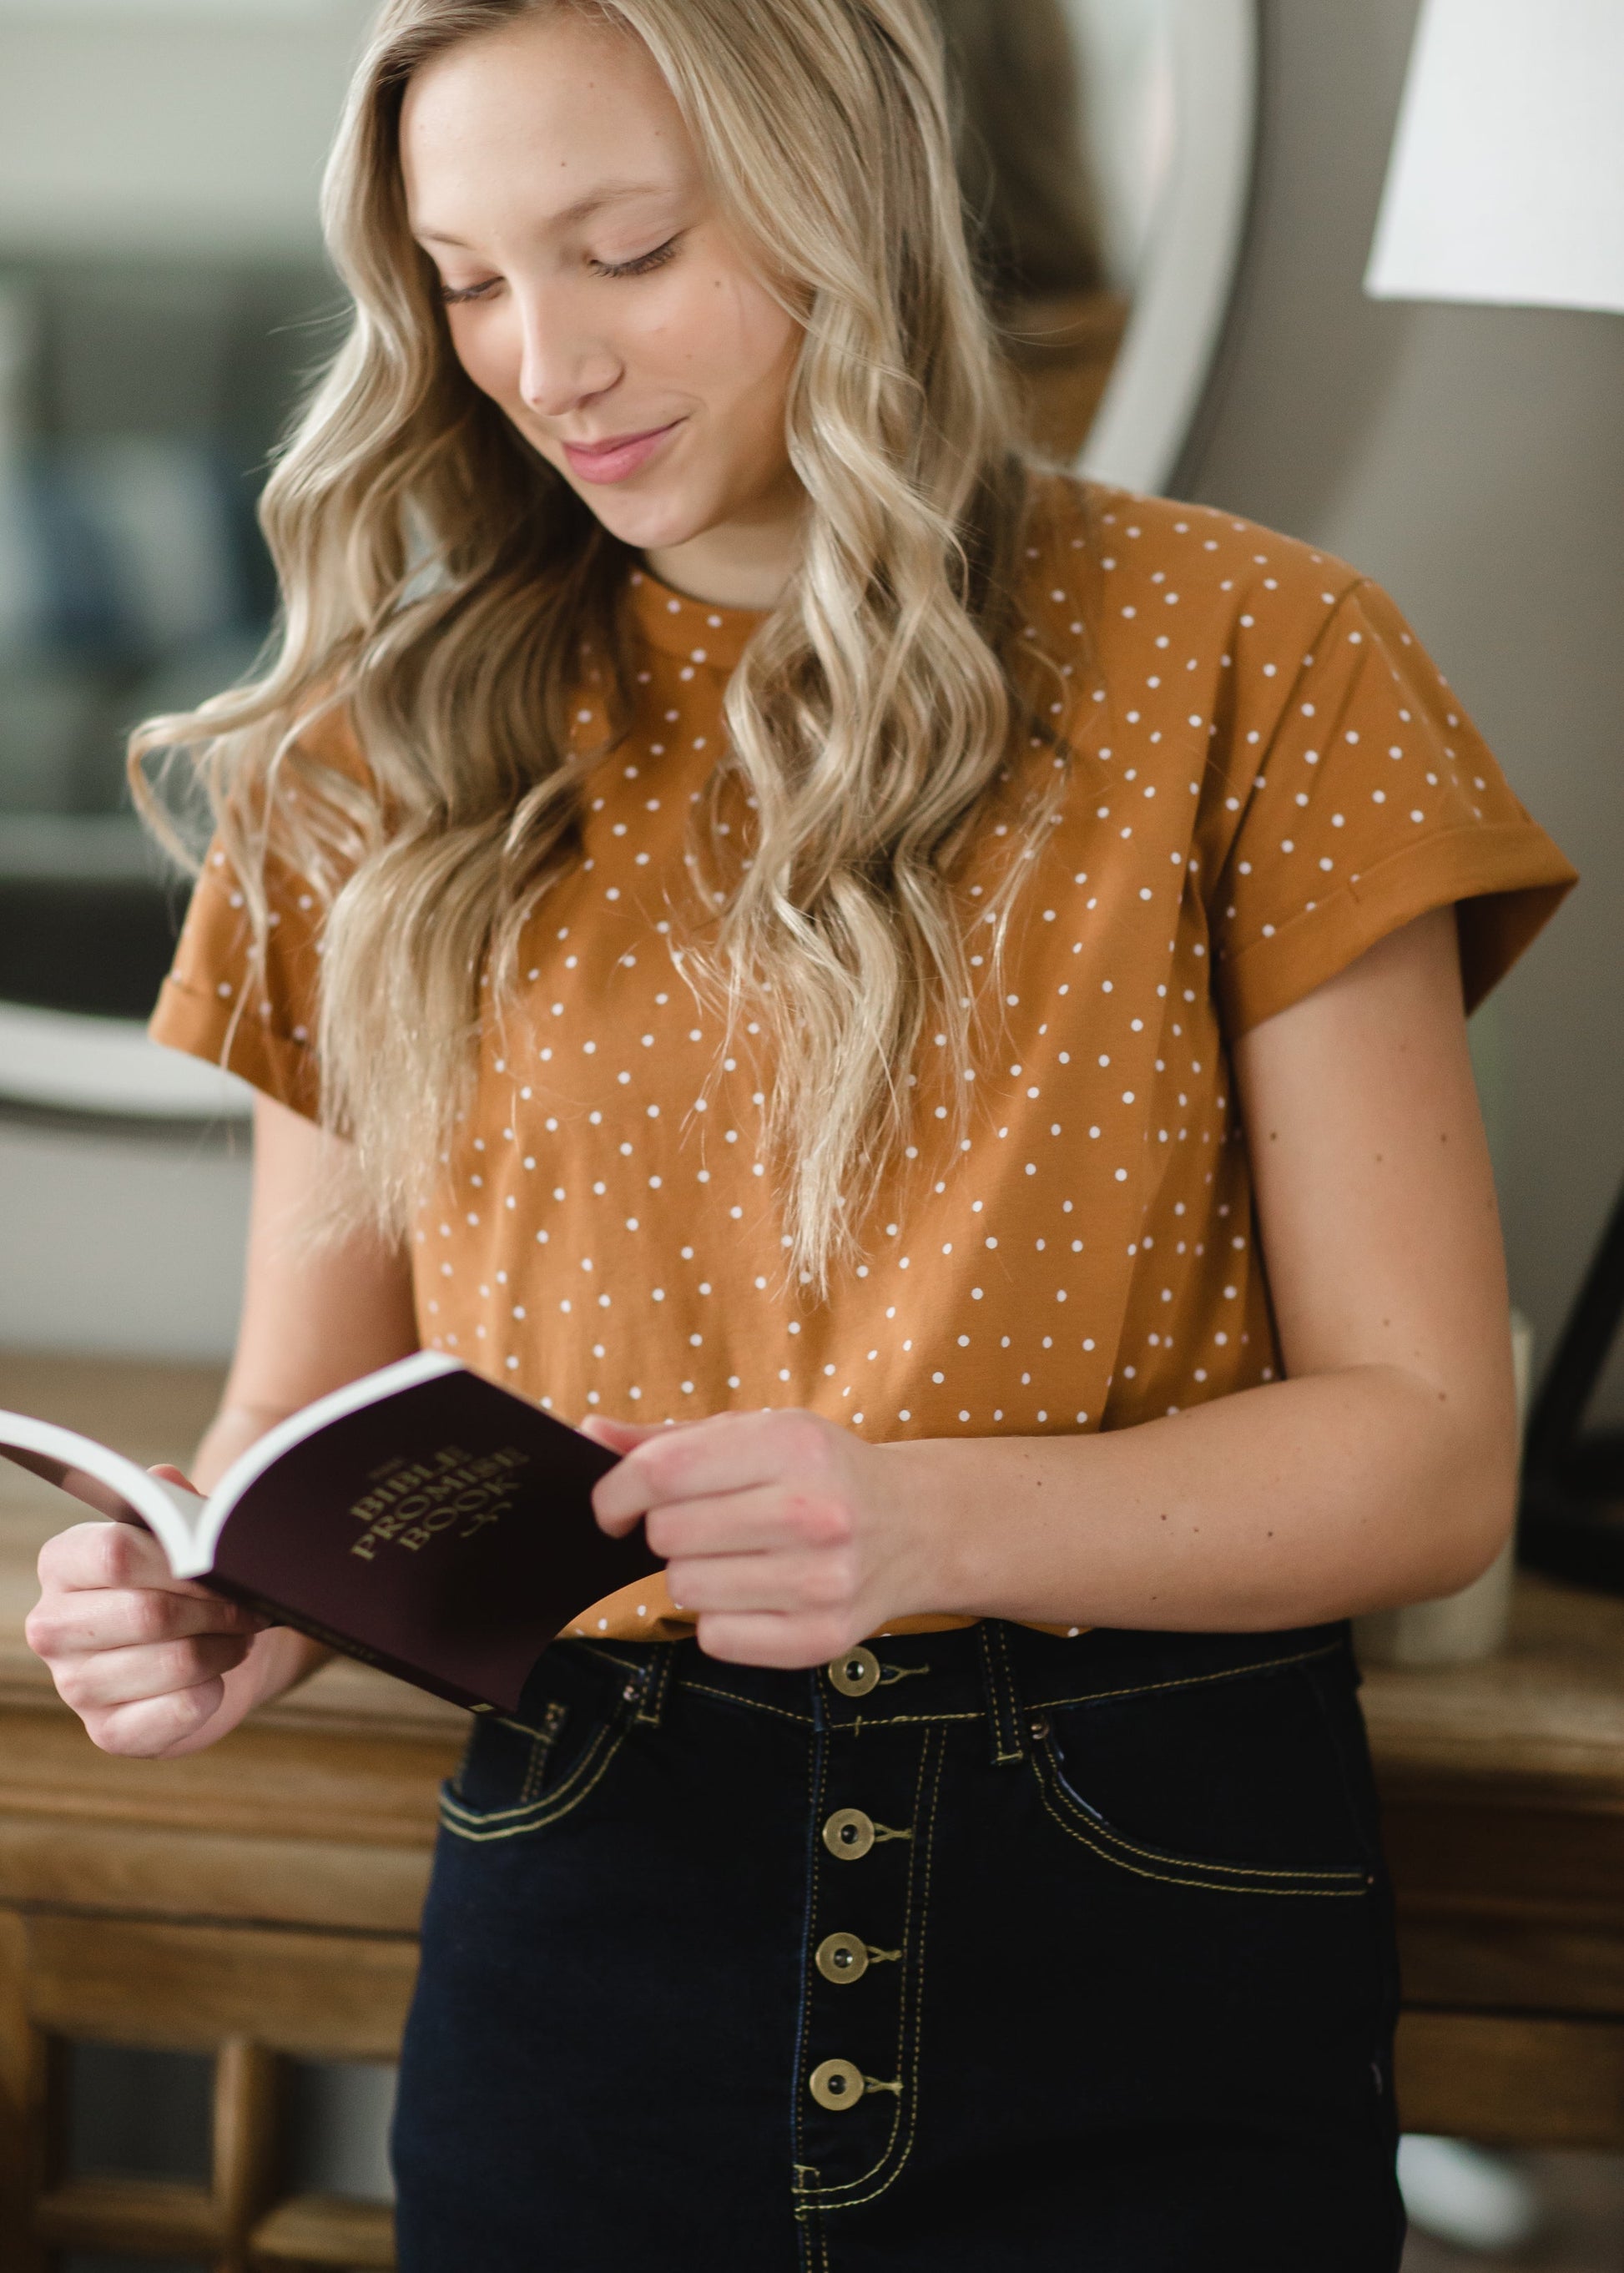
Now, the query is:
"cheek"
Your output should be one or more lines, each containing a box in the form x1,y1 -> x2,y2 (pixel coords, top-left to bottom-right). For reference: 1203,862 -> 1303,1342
676,273 -> 799,423
445,310 -> 521,407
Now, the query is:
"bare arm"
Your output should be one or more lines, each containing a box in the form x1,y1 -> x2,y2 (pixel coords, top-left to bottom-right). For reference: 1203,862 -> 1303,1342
592,910 -> 1520,1656
894,907 -> 1516,1630
27,1093 -> 419,1755
189,1097 -> 422,1486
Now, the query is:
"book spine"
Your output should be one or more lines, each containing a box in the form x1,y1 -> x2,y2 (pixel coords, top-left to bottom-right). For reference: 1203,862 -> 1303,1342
202,1575 -> 493,1716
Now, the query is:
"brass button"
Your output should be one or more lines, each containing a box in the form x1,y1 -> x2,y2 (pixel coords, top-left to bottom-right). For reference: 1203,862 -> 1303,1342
822,1807 -> 875,1861
809,2057 -> 866,2111
815,1932 -> 870,1985
827,1646 -> 881,1698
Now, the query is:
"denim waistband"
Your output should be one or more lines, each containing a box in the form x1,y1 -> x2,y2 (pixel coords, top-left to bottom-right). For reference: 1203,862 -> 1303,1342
565,1619 -> 1351,1757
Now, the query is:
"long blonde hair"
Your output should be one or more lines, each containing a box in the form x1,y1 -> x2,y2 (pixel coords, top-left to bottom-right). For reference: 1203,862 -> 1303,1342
133,0 -> 1069,1285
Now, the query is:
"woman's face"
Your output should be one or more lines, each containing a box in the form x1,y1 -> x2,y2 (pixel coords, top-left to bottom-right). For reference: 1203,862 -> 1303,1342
401,8 -> 806,599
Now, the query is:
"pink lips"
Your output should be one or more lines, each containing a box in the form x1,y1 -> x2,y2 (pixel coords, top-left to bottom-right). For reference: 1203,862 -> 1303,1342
561,421 -> 682,485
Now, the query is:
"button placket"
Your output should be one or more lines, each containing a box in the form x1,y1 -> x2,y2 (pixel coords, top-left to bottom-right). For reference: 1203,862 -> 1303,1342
798,1726 -> 942,2194
804,1788 -> 910,2126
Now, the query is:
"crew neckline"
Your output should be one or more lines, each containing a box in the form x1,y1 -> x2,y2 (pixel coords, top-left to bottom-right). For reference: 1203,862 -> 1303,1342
627,563 -> 766,670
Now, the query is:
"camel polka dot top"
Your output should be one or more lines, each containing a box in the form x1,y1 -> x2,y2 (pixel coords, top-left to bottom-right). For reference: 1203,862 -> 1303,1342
151,476 -> 1575,1642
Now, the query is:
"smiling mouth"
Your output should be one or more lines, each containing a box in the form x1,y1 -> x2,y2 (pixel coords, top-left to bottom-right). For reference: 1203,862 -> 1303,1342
560,421 -> 683,483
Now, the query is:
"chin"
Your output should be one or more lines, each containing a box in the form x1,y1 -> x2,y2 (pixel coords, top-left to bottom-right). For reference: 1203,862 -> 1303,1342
571,480 -> 722,557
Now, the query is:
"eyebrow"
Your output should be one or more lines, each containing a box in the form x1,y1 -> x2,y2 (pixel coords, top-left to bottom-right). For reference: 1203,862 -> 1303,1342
413,181 -> 674,251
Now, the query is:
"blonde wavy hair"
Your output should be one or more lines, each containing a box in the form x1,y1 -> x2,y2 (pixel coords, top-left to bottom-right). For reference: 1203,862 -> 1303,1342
134,0 -> 1071,1286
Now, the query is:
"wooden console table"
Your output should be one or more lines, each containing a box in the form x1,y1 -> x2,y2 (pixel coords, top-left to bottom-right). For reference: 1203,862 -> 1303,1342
0,1354 -> 462,2271
1369,1579 -> 1624,2151
5,1353 -> 1624,2268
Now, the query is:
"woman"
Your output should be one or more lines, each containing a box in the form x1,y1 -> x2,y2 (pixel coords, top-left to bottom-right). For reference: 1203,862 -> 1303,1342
27,3 -> 1575,2266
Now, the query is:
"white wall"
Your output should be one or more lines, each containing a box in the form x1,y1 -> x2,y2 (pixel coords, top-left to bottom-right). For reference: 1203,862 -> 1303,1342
1182,0 -> 1624,1415
0,0 -> 358,1359
0,1116 -> 248,1357
0,3 -> 371,256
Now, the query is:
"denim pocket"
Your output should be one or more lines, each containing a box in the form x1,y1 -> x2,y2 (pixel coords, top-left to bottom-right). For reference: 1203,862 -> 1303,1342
1030,1651 -> 1373,1899
438,1647 -> 639,1844
449,1700 -> 569,1813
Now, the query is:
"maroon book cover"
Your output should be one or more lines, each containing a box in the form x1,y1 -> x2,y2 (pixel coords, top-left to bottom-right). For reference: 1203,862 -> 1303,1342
0,1356 -> 662,1715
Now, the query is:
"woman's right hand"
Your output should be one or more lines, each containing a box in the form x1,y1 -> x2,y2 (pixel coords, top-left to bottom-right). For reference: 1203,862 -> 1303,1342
24,1091 -> 422,1760
24,1483 -> 282,1759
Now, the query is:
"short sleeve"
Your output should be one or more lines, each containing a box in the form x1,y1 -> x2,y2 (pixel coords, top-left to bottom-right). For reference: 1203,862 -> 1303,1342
148,838 -> 325,1119
145,706 -> 368,1120
1207,577 -> 1576,1037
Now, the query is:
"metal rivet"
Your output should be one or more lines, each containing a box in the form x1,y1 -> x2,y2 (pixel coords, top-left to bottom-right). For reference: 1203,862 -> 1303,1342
815,1932 -> 870,1985
827,1646 -> 882,1698
809,2058 -> 866,2111
822,1807 -> 875,1861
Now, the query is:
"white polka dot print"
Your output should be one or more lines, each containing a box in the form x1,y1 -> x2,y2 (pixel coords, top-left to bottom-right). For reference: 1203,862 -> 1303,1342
154,477 -> 1574,1643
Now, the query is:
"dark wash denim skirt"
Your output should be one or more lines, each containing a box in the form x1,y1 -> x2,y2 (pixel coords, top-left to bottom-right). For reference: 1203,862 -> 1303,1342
392,1620 -> 1404,2272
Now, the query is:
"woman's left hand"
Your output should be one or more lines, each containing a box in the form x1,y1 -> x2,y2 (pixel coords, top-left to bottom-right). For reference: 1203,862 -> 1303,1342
581,1410 -> 927,1667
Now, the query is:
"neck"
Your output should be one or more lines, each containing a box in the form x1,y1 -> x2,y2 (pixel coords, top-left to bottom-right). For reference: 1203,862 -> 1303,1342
642,471 -> 804,611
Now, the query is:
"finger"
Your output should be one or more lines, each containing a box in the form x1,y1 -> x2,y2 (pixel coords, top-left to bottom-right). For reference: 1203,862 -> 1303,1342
84,1680 -> 231,1760
578,1417 -> 668,1453
27,1586 -> 258,1663
694,1612 -> 855,1671
644,1486 -> 850,1563
149,1463 -> 200,1493
38,1520 -> 220,1601
666,1550 -> 853,1617
593,1410 -> 825,1529
53,1632 -> 255,1714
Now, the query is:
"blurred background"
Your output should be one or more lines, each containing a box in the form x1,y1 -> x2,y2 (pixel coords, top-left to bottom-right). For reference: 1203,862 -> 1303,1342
0,0 -> 1619,1418
0,1 -> 1621,2268
0,0 -> 364,1024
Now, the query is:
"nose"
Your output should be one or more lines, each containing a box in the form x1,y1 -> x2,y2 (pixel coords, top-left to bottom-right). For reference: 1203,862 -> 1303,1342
514,285 -> 621,421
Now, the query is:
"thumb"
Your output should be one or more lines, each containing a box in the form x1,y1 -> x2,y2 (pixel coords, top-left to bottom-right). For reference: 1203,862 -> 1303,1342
144,1465 -> 261,1620
149,1463 -> 201,1494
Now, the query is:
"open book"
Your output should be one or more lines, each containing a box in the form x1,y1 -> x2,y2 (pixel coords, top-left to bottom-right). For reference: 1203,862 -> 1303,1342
0,1353 -> 661,1714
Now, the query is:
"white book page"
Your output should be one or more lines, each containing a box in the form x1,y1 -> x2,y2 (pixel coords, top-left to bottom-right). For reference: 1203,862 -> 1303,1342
0,1414 -> 208,1570
0,1350 -> 466,1580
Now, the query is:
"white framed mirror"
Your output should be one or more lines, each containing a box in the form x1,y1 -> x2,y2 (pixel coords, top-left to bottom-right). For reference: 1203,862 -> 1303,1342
0,0 -> 1257,1125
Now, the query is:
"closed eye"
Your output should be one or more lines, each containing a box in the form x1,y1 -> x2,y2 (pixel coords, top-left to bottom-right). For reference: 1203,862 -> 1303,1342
590,235 -> 681,280
436,233 -> 683,304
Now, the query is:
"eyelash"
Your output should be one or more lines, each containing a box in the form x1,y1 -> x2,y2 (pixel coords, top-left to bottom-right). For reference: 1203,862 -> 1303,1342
592,236 -> 681,280
439,236 -> 680,305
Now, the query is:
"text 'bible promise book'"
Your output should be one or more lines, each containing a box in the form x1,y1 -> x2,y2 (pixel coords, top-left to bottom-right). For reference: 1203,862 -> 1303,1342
0,1353 -> 662,1713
